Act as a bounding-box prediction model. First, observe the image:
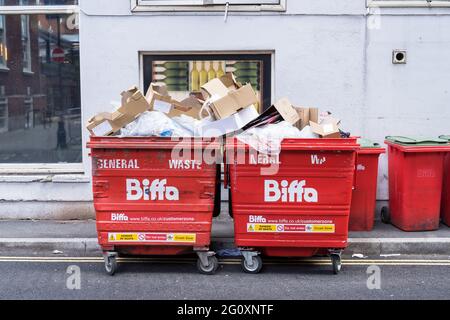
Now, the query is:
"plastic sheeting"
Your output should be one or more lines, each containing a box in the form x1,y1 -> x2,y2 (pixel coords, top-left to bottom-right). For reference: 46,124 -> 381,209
237,121 -> 319,155
119,111 -> 194,137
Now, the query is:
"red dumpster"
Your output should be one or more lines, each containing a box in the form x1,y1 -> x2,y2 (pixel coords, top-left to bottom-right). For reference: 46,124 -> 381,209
439,135 -> 450,227
87,136 -> 221,275
349,139 -> 385,231
225,137 -> 359,274
383,136 -> 450,231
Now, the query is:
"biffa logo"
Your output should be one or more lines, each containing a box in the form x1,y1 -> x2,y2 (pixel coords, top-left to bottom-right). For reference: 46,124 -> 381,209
111,213 -> 128,221
264,180 -> 318,203
126,179 -> 179,201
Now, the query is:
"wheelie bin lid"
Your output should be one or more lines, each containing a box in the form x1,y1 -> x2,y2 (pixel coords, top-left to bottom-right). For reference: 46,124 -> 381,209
358,138 -> 381,148
439,135 -> 450,141
385,136 -> 448,146
357,138 -> 385,154
385,136 -> 450,153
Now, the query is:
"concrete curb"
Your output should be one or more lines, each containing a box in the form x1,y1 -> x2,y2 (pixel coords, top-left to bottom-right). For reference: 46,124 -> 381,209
346,237 -> 450,255
0,237 -> 448,256
0,238 -> 100,256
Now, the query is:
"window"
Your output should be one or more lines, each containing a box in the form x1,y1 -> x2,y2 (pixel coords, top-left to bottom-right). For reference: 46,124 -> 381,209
0,86 -> 7,133
0,1 -> 6,68
0,1 -> 80,164
132,0 -> 286,12
143,53 -> 272,112
21,12 -> 31,72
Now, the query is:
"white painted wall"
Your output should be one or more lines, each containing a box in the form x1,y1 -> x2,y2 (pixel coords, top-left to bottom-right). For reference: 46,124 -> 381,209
1,0 -> 449,219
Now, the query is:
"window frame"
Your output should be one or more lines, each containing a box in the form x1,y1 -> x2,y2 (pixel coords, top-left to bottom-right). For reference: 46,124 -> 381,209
0,2 -> 81,174
367,0 -> 450,8
131,0 -> 286,12
141,51 -> 274,113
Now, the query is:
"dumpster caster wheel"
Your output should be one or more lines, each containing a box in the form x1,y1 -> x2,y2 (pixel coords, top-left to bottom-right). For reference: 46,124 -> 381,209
381,206 -> 391,224
241,255 -> 262,274
104,255 -> 117,276
197,255 -> 219,275
331,254 -> 342,275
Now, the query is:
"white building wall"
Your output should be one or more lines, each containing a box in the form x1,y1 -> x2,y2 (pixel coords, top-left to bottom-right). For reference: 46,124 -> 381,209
1,0 -> 449,219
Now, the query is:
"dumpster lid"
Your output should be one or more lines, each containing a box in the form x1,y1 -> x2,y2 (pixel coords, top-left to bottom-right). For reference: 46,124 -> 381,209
385,136 -> 449,146
357,138 -> 380,148
439,135 -> 450,141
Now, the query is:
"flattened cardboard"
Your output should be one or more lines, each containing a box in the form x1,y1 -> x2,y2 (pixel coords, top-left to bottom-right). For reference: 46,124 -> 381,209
208,84 -> 259,119
196,105 -> 259,137
86,87 -> 149,136
201,78 -> 230,99
309,119 -> 341,138
309,108 -> 319,123
201,73 -> 257,120
146,83 -> 202,120
294,107 -> 310,130
294,107 -> 319,130
201,73 -> 241,100
244,98 -> 299,131
273,98 -> 300,125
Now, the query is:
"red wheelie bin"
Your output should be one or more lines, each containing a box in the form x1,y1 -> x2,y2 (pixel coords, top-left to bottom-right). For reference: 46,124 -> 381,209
349,139 -> 385,231
225,137 -> 359,274
88,136 -> 221,275
383,136 -> 450,231
439,135 -> 450,226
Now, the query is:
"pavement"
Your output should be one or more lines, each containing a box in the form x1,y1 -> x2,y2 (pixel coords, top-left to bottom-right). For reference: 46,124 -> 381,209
0,215 -> 449,257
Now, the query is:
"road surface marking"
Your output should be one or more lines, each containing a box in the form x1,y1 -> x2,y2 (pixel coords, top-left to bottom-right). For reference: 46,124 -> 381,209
0,256 -> 449,266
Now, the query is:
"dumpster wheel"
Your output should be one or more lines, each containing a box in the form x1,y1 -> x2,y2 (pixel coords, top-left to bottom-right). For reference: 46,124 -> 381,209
196,255 -> 219,275
241,252 -> 262,274
104,253 -> 118,276
331,254 -> 342,275
381,206 -> 391,224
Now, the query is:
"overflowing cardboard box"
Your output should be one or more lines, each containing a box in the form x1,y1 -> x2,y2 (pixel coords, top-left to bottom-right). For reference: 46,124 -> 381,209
294,107 -> 319,130
309,116 -> 341,138
201,73 -> 259,120
86,87 -> 149,136
146,83 -> 203,120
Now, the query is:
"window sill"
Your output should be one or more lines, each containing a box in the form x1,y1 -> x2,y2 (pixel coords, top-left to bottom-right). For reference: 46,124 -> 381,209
22,69 -> 34,75
0,174 -> 90,183
131,1 -> 286,12
0,66 -> 9,73
0,163 -> 84,175
368,1 -> 450,8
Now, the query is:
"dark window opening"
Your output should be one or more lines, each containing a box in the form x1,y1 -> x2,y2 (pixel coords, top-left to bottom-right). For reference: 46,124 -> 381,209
143,53 -> 272,113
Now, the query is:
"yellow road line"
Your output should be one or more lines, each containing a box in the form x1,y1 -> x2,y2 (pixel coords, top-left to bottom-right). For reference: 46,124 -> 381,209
0,256 -> 449,266
1,256 -> 448,263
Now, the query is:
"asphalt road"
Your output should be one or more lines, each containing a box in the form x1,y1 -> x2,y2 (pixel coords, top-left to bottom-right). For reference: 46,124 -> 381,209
0,256 -> 449,300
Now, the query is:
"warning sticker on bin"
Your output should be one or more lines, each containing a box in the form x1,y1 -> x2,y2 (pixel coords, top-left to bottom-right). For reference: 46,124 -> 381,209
247,223 -> 335,233
108,232 -> 196,243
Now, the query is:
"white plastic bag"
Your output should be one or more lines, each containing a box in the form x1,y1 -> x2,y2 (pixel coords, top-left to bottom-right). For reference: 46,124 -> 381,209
237,121 -> 318,155
171,114 -> 202,136
119,111 -> 193,137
